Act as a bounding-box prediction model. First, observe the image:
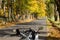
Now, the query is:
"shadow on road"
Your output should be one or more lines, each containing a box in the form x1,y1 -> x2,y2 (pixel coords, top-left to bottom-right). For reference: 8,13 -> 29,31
16,19 -> 46,26
0,31 -> 60,40
0,31 -> 10,37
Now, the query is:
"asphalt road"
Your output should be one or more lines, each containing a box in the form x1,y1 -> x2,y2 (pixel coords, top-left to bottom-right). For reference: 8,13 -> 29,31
0,18 -> 48,40
16,18 -> 46,25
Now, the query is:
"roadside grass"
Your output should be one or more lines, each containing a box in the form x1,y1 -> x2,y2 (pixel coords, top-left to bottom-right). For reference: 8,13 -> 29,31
47,19 -> 60,38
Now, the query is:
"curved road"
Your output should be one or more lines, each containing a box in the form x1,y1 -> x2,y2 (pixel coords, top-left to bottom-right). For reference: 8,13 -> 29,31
0,18 -> 48,40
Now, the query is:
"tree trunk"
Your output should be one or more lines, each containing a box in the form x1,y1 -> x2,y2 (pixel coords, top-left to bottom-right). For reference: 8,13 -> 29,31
8,7 -> 12,22
55,0 -> 60,22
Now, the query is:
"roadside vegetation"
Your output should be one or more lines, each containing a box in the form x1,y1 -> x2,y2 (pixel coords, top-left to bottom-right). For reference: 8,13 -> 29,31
0,0 -> 46,28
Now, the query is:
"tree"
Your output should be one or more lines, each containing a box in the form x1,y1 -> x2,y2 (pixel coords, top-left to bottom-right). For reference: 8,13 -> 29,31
6,0 -> 16,22
46,0 -> 55,21
55,0 -> 60,21
37,0 -> 46,18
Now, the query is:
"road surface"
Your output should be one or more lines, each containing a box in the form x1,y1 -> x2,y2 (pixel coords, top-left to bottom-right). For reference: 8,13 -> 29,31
0,18 -> 48,40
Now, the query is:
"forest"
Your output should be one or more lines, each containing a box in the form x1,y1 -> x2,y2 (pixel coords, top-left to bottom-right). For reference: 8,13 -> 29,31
0,0 -> 46,28
0,0 -> 60,39
0,0 -> 46,22
0,0 -> 60,28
